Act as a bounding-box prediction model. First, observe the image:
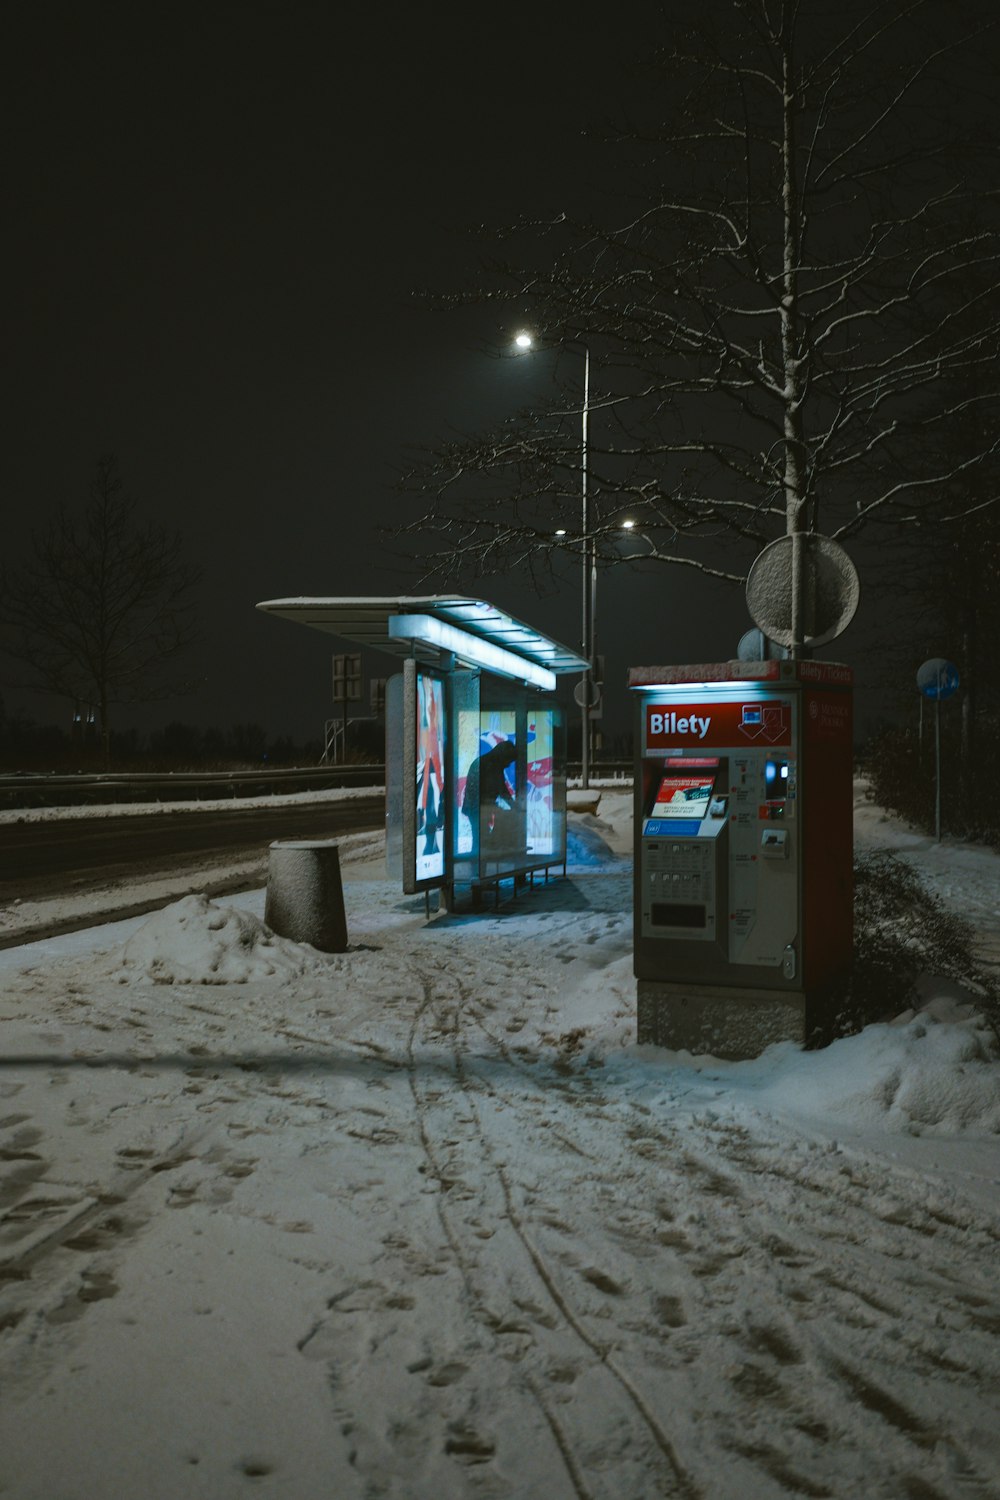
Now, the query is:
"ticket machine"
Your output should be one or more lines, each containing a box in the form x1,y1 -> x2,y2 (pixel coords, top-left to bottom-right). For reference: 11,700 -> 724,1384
630,660 -> 853,1056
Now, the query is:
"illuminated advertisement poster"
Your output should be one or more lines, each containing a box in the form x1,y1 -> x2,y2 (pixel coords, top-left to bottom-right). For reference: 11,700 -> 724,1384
650,774 -> 715,820
415,673 -> 446,883
526,712 -> 555,854
457,711 -> 516,858
455,709 -> 481,856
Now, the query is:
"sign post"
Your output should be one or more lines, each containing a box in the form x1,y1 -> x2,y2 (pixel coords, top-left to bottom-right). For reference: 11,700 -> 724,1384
916,659 -> 960,843
333,653 -> 362,763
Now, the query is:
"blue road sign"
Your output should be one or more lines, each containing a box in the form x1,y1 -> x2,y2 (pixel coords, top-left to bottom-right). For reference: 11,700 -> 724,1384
916,658 -> 960,701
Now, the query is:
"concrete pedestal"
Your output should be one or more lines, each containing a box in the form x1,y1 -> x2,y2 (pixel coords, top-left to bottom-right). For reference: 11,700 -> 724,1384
265,839 -> 349,953
637,979 -> 807,1059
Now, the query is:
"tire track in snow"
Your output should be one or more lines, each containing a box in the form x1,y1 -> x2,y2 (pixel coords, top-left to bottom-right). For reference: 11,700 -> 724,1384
404,957 -> 703,1500
403,976 -> 599,1500
318,885 -> 1000,1500
521,1088 -> 1000,1499
429,933 -> 1000,1500
681,1117 -> 1000,1494
449,984 -> 833,1500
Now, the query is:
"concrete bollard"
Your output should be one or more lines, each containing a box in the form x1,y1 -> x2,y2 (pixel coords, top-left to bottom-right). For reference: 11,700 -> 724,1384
264,839 -> 349,953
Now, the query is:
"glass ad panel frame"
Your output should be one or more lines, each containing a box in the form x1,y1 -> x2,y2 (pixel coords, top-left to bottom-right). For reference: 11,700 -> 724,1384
402,658 -> 449,893
525,703 -> 558,857
385,672 -> 405,882
404,663 -> 568,894
451,668 -> 482,887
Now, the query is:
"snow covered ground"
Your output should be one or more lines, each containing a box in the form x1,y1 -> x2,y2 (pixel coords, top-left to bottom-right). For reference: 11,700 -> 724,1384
0,788 -> 998,1499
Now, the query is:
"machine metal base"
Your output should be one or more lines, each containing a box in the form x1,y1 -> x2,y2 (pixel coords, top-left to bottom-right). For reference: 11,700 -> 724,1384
637,979 -> 809,1059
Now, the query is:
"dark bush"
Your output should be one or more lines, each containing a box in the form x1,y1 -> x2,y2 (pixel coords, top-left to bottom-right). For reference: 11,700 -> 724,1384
864,719 -> 1000,846
864,726 -> 932,831
833,850 -> 999,1042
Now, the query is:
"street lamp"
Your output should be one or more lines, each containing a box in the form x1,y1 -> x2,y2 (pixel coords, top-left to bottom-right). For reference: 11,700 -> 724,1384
514,331 -> 597,788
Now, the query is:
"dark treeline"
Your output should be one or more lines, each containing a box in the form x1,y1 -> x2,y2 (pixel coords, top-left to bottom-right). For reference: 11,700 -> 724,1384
0,709 -> 384,772
865,713 -> 1000,848
1,705 -> 639,773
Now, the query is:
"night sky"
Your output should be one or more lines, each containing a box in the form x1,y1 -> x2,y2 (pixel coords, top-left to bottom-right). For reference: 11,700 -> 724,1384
7,4 -> 885,748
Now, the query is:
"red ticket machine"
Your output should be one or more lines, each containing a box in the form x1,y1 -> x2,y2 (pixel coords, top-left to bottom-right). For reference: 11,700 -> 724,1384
630,661 -> 853,1056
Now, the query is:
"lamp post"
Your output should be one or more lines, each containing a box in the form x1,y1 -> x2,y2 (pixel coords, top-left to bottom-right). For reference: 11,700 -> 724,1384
514,332 -> 596,787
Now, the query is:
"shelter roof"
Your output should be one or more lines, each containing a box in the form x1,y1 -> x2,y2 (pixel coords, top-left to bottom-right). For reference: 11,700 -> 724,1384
256,595 -> 588,676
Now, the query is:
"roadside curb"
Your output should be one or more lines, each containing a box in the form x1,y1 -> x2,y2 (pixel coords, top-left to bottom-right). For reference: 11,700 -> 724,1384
0,868 -> 267,952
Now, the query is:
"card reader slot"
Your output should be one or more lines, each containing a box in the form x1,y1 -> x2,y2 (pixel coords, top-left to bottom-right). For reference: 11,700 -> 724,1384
651,902 -> 707,929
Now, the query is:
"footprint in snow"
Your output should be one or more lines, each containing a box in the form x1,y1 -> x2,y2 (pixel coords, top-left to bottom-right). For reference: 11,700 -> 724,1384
580,1266 -> 625,1296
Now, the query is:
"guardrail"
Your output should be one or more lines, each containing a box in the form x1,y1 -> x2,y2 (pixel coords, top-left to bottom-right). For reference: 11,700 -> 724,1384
0,760 -> 635,811
567,762 -> 633,781
0,764 -> 387,810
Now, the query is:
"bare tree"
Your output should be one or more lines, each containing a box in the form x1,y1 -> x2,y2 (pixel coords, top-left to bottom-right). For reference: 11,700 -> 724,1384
0,456 -> 201,764
398,1 -> 1000,646
869,383 -> 1000,784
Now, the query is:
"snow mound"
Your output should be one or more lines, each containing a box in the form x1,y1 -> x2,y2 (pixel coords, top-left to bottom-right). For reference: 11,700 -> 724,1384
736,1014 -> 1000,1136
118,893 -> 321,984
566,791 -> 633,868
566,817 -> 624,867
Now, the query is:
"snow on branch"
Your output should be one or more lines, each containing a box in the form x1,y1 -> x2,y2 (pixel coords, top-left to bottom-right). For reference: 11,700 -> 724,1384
394,1 -> 1000,590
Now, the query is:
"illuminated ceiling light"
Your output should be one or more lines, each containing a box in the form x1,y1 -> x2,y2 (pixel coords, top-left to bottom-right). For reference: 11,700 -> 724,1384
514,331 -> 533,350
555,528 -> 567,536
630,681 -> 766,695
621,518 -> 636,530
388,613 -> 557,691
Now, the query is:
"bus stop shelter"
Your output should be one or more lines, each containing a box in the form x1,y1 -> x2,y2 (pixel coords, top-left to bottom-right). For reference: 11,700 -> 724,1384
256,596 -> 587,904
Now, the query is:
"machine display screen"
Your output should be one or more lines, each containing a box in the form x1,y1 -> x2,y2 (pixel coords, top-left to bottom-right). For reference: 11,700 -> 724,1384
765,759 -> 789,799
650,774 -> 715,820
651,902 -> 707,928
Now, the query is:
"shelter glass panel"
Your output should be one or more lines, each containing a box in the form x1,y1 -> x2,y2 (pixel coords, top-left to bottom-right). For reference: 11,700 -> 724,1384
450,673 -> 567,889
526,703 -> 565,859
451,669 -> 481,887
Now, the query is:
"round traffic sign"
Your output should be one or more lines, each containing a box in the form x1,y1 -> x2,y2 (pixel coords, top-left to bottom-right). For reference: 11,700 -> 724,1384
745,533 -> 860,648
737,627 -> 790,662
573,678 -> 602,710
916,659 -> 960,700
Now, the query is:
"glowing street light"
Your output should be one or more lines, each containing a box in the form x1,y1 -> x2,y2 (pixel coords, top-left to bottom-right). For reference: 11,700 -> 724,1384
514,329 -> 597,787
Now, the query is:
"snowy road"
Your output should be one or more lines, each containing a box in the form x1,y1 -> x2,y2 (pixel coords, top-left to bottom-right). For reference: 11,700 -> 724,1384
0,788 -> 385,945
0,795 -> 384,897
1,796 -> 999,1498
